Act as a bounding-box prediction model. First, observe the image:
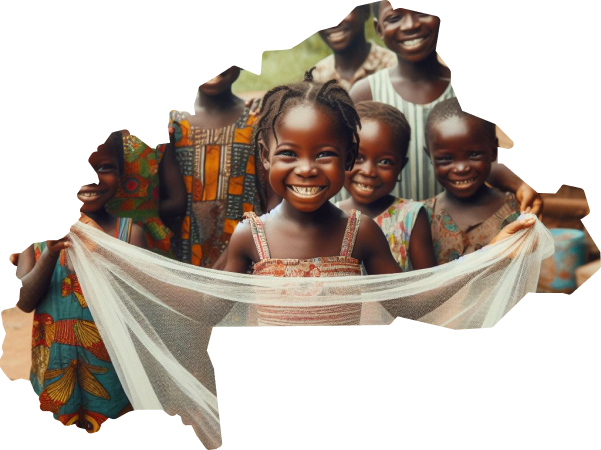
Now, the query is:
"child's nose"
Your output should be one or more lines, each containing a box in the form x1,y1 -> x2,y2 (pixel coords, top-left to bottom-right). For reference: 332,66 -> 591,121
400,12 -> 421,31
360,161 -> 377,177
453,161 -> 470,173
294,160 -> 318,177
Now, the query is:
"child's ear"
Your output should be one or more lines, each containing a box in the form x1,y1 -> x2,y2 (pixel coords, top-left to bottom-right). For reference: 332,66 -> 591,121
260,141 -> 270,171
374,18 -> 384,40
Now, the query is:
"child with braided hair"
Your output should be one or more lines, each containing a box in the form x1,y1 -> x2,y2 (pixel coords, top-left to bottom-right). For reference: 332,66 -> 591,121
223,70 -> 534,326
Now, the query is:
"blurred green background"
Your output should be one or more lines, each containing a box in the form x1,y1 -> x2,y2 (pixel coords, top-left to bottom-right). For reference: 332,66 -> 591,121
233,11 -> 384,95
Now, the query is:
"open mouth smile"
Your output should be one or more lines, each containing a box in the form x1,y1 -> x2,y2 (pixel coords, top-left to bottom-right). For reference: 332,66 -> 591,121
352,182 -> 381,193
399,37 -> 426,49
287,185 -> 326,196
449,177 -> 476,187
77,190 -> 108,199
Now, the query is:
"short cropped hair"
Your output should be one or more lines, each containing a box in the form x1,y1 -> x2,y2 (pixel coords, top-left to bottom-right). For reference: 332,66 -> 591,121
355,101 -> 411,160
426,98 -> 496,147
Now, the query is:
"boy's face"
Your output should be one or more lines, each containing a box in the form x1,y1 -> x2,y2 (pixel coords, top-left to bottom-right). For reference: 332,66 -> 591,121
318,6 -> 369,53
199,66 -> 241,96
428,116 -> 497,199
375,2 -> 440,63
79,144 -> 120,214
345,119 -> 406,205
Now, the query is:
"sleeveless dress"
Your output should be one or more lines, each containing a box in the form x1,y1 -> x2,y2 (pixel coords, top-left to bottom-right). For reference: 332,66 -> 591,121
367,69 -> 456,201
106,135 -> 174,256
169,108 -> 264,267
30,218 -> 134,432
245,210 -> 363,326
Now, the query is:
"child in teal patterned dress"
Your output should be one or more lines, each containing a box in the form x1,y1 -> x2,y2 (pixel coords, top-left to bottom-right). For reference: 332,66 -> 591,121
337,101 -> 436,272
16,133 -> 146,432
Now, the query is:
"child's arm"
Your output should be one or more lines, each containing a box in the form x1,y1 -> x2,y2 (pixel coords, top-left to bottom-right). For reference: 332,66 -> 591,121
358,217 -> 403,275
408,208 -> 437,270
348,78 -> 374,103
129,223 -> 148,249
223,221 -> 256,274
158,142 -> 186,229
16,240 -> 69,313
487,163 -> 543,215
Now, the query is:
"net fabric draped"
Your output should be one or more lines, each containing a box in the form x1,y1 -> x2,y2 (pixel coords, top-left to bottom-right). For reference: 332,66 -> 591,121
66,216 -> 553,448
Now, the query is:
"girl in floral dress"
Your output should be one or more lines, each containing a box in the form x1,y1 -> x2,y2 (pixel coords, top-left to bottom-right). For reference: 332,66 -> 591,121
337,101 -> 436,272
16,134 -> 146,431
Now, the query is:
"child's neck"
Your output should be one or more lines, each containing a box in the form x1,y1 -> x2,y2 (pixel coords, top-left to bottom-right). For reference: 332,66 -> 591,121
441,184 -> 495,207
392,51 -> 446,82
195,89 -> 244,112
279,200 -> 338,225
344,194 -> 396,219
333,39 -> 371,79
84,209 -> 118,234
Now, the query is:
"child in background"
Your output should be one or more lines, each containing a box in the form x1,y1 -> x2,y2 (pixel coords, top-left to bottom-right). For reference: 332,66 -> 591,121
16,134 -> 146,431
423,98 -> 521,264
223,71 -> 533,325
350,2 -> 542,215
169,66 -> 267,268
337,101 -> 436,272
106,131 -> 185,256
313,4 -> 395,91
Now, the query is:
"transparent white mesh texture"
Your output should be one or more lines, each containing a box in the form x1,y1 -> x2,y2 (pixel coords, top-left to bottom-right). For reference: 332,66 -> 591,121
66,216 -> 553,449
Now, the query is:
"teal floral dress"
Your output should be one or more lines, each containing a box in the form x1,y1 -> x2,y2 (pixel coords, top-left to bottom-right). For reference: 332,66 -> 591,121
30,218 -> 134,432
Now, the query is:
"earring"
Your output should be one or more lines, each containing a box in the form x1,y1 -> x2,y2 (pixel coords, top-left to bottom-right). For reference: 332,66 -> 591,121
397,174 -> 402,182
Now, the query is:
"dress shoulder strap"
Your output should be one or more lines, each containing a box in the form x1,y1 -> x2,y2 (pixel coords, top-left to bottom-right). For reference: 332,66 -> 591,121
115,217 -> 133,243
244,212 -> 271,260
340,209 -> 361,257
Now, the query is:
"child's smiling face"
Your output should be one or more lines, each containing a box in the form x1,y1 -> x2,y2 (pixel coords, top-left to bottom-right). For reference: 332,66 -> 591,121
375,2 -> 440,63
199,66 -> 241,96
318,6 -> 369,53
262,104 -> 352,213
428,115 -> 497,199
345,119 -> 405,205
79,142 -> 121,214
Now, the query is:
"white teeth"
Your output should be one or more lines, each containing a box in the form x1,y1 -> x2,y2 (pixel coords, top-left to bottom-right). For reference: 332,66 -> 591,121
329,31 -> 346,39
451,178 -> 476,186
79,192 -> 101,198
402,38 -> 424,46
354,182 -> 374,192
290,186 -> 324,196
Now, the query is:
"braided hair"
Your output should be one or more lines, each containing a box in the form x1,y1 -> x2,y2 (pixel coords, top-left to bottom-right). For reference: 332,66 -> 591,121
355,100 -> 411,161
426,98 -> 496,148
252,68 -> 361,172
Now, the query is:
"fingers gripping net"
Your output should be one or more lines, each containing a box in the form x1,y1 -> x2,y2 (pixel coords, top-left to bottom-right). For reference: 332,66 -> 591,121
66,216 -> 553,448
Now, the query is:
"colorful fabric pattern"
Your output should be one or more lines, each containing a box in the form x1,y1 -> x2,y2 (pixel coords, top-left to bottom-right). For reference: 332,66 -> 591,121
374,197 -> 425,272
169,108 -> 263,267
312,42 -> 397,91
106,135 -> 173,255
423,191 -> 520,265
245,211 -> 363,326
30,218 -> 134,432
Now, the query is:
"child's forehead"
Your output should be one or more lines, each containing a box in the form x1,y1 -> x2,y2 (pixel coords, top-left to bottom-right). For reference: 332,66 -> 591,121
430,116 -> 494,147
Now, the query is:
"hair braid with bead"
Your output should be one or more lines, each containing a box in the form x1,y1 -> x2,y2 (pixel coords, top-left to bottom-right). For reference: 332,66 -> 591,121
252,68 -> 361,171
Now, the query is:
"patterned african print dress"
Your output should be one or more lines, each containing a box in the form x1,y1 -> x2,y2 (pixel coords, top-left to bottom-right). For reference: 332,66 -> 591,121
30,218 -> 133,432
423,192 -> 520,265
245,210 -> 363,326
106,135 -> 173,256
169,108 -> 264,267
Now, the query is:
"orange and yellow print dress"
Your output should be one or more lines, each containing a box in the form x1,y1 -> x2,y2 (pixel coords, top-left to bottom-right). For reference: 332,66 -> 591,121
29,218 -> 133,432
169,108 -> 264,267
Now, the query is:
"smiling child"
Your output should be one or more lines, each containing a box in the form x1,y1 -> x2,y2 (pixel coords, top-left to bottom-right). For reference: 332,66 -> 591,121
16,133 -> 146,431
423,98 -> 521,264
313,4 -> 395,91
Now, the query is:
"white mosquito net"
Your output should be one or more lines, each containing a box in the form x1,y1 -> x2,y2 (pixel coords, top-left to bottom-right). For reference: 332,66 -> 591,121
65,215 -> 553,449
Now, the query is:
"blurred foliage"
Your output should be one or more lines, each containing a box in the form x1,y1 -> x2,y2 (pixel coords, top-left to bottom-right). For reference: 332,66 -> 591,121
234,11 -> 385,94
